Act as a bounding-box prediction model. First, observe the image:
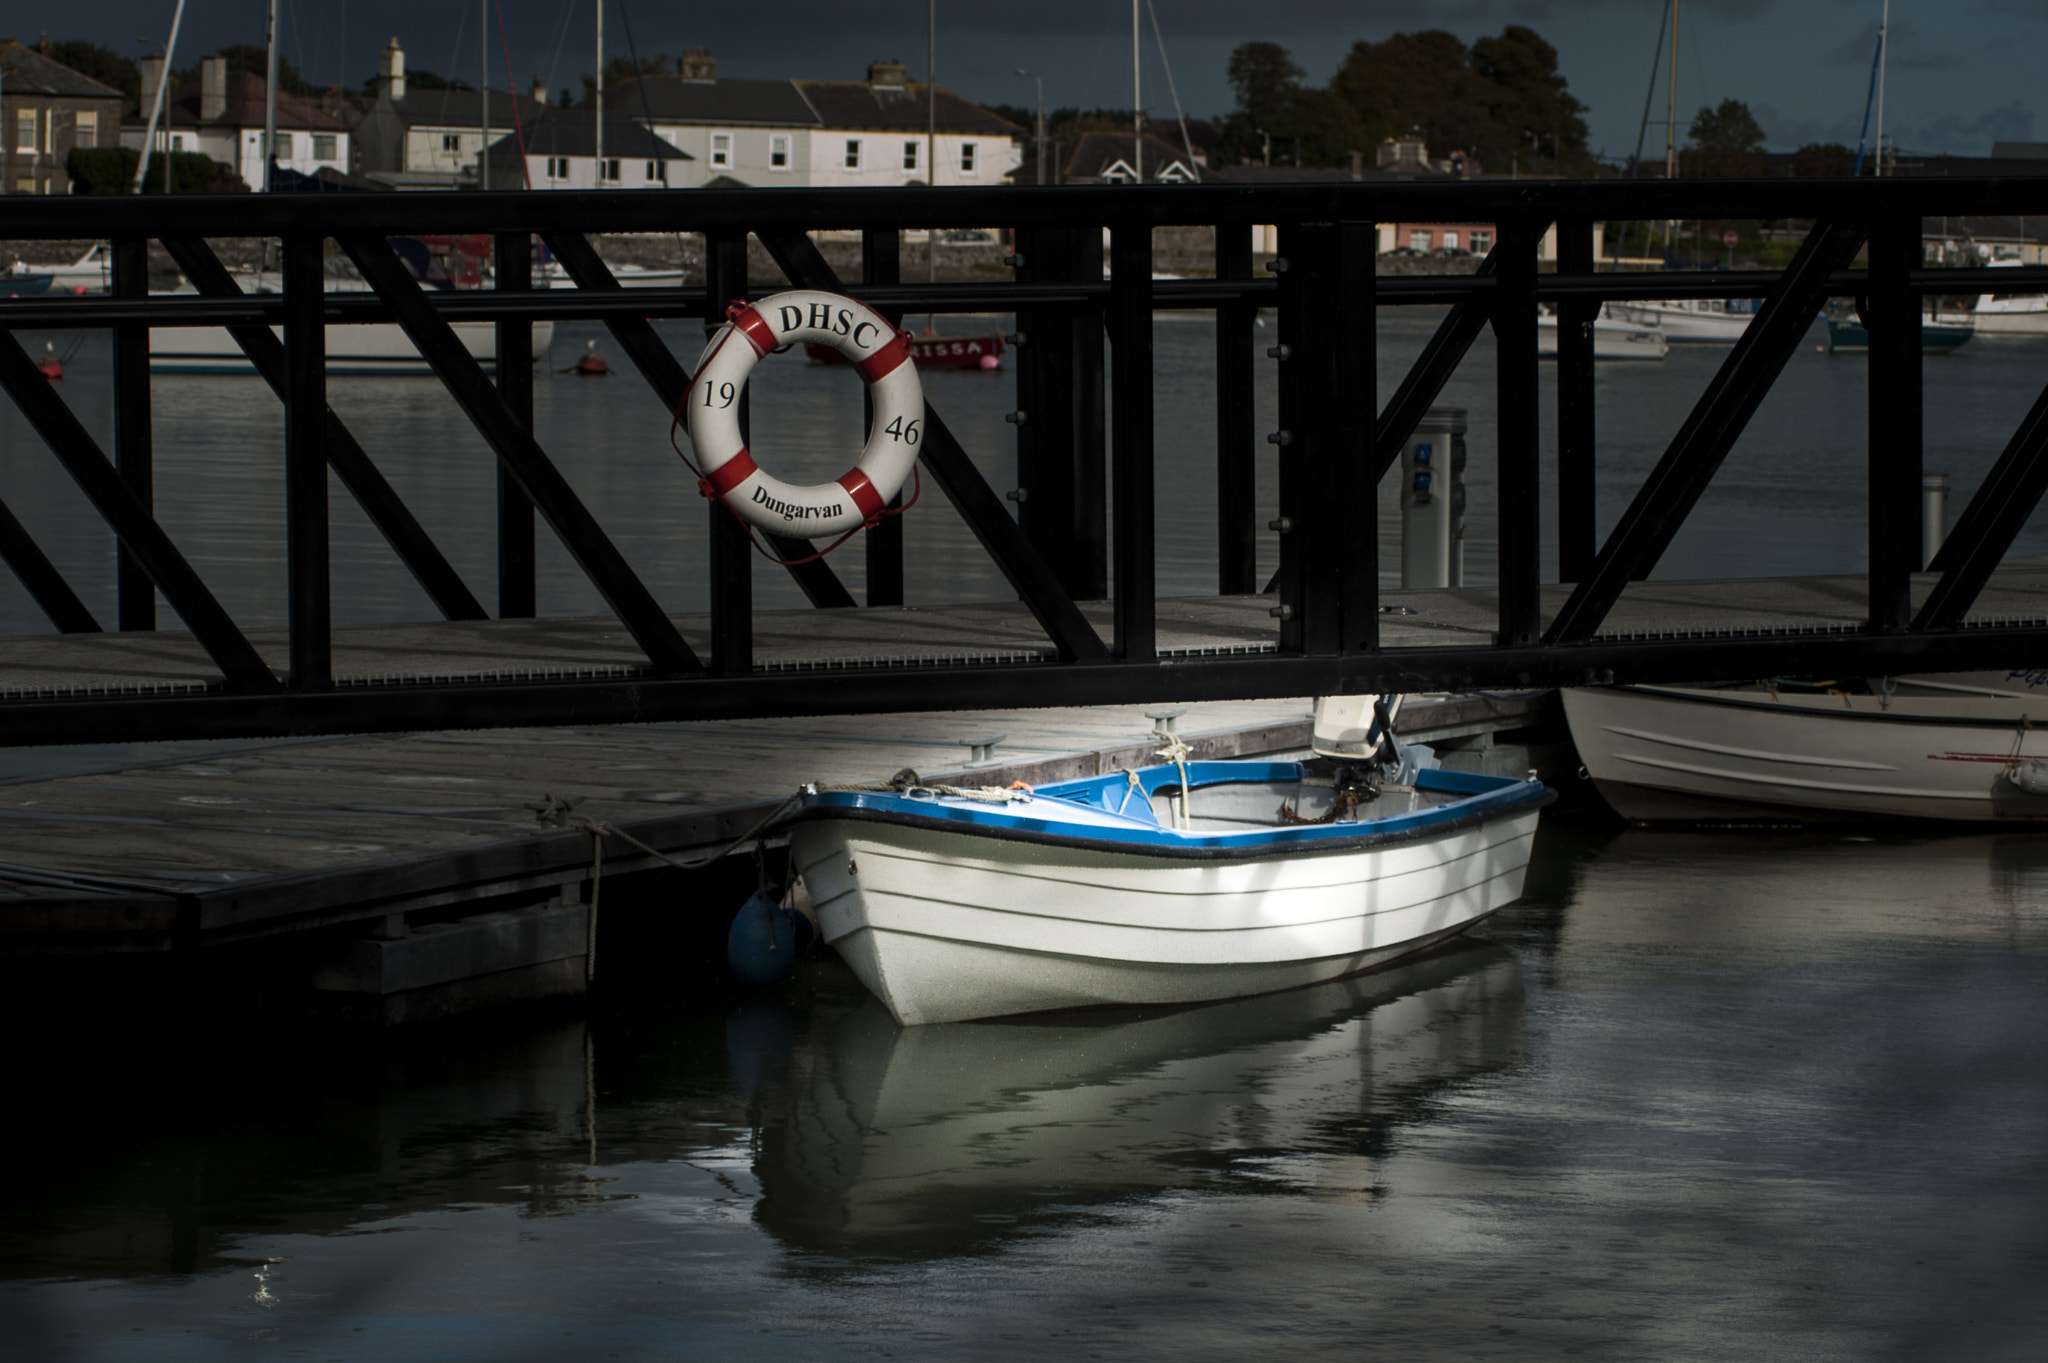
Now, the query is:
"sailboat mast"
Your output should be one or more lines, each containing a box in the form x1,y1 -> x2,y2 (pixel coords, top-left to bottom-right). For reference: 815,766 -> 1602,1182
595,0 -> 605,183
479,0 -> 490,191
264,0 -> 281,191
1874,0 -> 1890,175
1132,0 -> 1143,182
1663,0 -> 1678,178
925,0 -> 935,184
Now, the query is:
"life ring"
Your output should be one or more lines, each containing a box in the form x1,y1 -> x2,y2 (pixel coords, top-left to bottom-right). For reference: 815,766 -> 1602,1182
685,290 -> 922,539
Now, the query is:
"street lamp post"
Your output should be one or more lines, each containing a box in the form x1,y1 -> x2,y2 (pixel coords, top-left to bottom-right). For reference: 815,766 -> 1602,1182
1016,69 -> 1045,186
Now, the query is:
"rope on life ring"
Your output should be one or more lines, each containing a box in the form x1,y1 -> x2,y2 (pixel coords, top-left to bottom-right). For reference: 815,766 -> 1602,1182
674,290 -> 924,564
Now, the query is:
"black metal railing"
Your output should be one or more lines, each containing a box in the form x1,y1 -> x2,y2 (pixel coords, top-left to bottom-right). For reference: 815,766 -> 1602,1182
1,178 -> 2046,745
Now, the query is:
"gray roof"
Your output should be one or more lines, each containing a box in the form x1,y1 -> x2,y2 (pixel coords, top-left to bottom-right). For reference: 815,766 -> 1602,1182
611,74 -> 1018,136
613,76 -> 819,127
0,41 -> 125,99
390,88 -> 547,129
486,109 -> 691,159
795,81 -> 1020,136
1038,132 -> 1213,184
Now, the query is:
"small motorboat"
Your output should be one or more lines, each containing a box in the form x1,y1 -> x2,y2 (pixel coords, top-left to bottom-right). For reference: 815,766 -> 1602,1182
805,331 -> 1003,371
1536,308 -> 1669,359
1,269 -> 54,298
1605,296 -> 1758,342
1823,312 -> 1974,354
1564,672 -> 2048,823
7,244 -> 109,295
786,704 -> 1552,1025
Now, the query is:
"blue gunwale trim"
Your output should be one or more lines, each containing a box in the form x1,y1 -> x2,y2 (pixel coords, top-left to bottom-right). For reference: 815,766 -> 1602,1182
789,761 -> 1554,861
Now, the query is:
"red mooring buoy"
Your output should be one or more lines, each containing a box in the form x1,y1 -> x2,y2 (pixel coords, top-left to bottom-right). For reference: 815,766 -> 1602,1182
37,342 -> 62,381
575,339 -> 610,376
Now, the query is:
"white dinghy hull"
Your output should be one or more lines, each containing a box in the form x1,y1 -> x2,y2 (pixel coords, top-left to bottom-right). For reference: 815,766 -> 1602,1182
789,764 -> 1546,1025
1565,682 -> 2048,823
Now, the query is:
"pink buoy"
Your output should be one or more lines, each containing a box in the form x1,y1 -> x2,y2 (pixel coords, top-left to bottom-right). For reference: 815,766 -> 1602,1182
37,342 -> 62,381
978,353 -> 1000,371
575,339 -> 610,376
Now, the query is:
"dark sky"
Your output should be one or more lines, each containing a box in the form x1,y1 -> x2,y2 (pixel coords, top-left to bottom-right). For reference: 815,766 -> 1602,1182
64,2 -> 2042,159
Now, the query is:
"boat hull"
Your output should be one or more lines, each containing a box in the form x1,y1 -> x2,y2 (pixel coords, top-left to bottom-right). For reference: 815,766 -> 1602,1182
149,321 -> 555,375
1606,301 -> 1755,341
1564,683 -> 2048,823
1536,317 -> 1669,359
1825,317 -> 1973,354
789,802 -> 1542,1025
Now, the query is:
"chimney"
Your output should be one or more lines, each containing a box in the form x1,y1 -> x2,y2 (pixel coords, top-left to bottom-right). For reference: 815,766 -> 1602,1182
200,54 -> 227,120
678,48 -> 716,82
868,59 -> 908,88
139,56 -> 164,118
380,36 -> 406,101
530,75 -> 549,105
1346,149 -> 1363,180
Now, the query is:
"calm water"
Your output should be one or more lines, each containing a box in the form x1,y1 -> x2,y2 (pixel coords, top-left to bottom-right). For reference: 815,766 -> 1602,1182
6,306 -> 2048,1357
5,821 -> 2047,1359
5,311 -> 2048,632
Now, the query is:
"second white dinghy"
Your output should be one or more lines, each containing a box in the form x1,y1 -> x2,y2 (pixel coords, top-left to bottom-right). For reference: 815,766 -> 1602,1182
786,720 -> 1552,1026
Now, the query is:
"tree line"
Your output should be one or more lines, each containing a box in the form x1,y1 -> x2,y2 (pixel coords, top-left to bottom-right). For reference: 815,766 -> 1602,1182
1220,28 -> 1591,173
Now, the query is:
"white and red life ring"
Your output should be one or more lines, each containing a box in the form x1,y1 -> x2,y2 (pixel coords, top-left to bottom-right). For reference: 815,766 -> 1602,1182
685,290 -> 923,538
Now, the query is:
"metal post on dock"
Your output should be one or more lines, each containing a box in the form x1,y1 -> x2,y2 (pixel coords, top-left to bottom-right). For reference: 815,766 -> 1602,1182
1401,409 -> 1465,590
1922,472 -> 1948,569
494,233 -> 536,618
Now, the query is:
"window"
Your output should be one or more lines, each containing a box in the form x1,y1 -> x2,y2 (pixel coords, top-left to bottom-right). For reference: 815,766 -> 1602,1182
1441,230 -> 1458,251
902,140 -> 919,171
844,138 -> 862,171
770,134 -> 790,170
710,133 -> 731,168
1469,229 -> 1493,254
959,141 -> 977,175
267,131 -> 293,160
312,134 -> 337,161
645,160 -> 664,182
170,134 -> 185,152
1407,229 -> 1432,251
14,111 -> 34,153
547,156 -> 570,181
443,133 -> 462,152
74,111 -> 96,149
601,158 -> 621,183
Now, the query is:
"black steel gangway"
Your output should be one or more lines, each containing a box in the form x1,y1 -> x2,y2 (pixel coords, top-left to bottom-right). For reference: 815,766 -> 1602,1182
2,177 -> 2048,749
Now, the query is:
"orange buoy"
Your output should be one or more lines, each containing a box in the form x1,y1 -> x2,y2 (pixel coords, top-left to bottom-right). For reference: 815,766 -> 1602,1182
575,339 -> 610,376
37,342 -> 62,381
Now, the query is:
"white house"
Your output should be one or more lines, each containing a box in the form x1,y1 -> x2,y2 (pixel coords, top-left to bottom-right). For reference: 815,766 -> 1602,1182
121,54 -> 349,189
616,54 -> 1020,189
353,38 -> 550,189
481,107 -> 691,191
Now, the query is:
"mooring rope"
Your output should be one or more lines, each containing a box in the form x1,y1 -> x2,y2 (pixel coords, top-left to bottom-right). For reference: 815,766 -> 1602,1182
530,771 -> 1033,978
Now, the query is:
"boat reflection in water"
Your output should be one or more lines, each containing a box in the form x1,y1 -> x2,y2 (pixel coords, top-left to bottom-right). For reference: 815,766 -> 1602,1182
740,941 -> 1525,1258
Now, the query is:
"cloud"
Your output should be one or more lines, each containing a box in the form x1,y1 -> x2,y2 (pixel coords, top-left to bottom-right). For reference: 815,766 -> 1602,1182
1907,100 -> 2033,153
1830,19 -> 1959,69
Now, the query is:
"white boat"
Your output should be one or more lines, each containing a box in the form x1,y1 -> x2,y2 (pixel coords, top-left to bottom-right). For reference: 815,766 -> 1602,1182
151,318 -> 556,376
1605,297 -> 1759,342
786,740 -> 1551,1025
1924,258 -> 2048,337
748,941 -> 1523,1254
1564,674 -> 2048,823
1537,309 -> 1670,359
538,260 -> 690,288
153,249 -> 554,375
